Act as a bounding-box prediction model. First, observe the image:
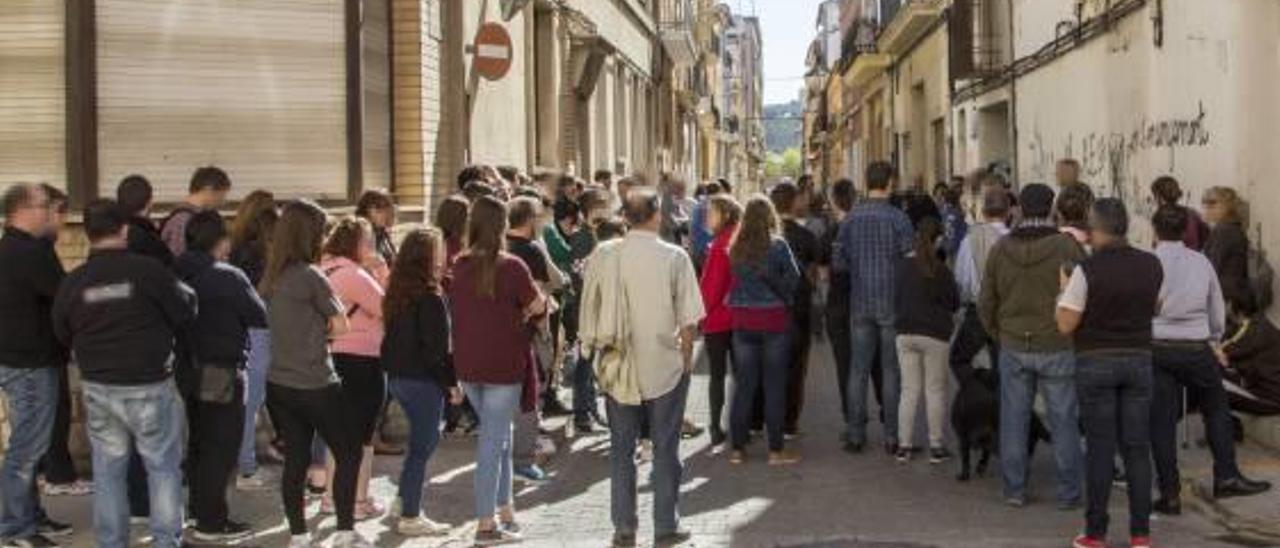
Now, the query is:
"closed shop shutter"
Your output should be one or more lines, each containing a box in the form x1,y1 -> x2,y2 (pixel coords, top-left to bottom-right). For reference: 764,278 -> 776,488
0,2 -> 65,190
96,0 -> 347,202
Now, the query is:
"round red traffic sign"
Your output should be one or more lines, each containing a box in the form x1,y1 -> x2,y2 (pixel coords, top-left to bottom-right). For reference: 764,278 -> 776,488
473,22 -> 513,81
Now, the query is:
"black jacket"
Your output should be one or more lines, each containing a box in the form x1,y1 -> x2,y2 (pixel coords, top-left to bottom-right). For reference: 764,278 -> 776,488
229,238 -> 269,288
174,251 -> 267,368
1205,221 -> 1252,307
380,293 -> 457,387
53,248 -> 197,385
894,256 -> 960,340
126,215 -> 174,267
0,227 -> 66,368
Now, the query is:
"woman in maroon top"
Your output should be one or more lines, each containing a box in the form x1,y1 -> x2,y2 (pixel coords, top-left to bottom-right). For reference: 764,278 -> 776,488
446,196 -> 546,545
698,194 -> 742,448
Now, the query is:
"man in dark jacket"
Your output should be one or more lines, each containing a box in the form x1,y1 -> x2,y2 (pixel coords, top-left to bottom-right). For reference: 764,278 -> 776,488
52,200 -> 197,548
118,175 -> 173,267
174,211 -> 267,542
770,181 -> 820,435
0,183 -> 74,546
979,183 -> 1085,509
1056,199 -> 1162,547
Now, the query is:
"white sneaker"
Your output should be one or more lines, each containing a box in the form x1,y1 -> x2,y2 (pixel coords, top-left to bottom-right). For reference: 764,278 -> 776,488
235,474 -> 267,491
288,533 -> 313,548
396,516 -> 451,537
41,480 -> 93,496
331,530 -> 374,548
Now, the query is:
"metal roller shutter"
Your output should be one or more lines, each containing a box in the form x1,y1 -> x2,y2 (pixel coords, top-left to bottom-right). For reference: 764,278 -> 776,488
0,2 -> 65,190
96,0 -> 347,202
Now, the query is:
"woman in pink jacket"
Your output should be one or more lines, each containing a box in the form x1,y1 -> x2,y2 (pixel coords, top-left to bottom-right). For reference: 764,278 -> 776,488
320,217 -> 387,519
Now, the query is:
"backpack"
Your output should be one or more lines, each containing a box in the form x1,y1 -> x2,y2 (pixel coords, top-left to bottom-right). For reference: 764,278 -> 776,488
1248,245 -> 1275,311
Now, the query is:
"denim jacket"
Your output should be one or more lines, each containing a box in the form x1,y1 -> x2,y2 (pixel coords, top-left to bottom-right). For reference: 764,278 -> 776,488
728,237 -> 801,309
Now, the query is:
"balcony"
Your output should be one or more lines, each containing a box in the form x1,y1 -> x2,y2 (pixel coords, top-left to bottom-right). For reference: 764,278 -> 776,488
660,0 -> 697,68
877,0 -> 945,55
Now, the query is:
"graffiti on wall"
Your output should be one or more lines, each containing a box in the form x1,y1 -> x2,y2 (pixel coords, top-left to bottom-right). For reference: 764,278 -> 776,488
1026,102 -> 1211,216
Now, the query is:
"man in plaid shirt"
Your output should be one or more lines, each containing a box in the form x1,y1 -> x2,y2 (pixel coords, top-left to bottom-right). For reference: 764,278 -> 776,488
834,161 -> 915,455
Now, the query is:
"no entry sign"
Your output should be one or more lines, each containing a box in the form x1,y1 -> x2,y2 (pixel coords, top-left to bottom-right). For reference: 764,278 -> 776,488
473,22 -> 513,81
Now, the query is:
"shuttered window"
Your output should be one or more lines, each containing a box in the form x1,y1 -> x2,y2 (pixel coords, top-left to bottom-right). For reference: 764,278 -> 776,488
96,0 -> 347,202
0,2 -> 65,190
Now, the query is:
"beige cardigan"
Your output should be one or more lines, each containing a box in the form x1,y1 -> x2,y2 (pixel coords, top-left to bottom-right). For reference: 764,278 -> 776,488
577,240 -> 642,405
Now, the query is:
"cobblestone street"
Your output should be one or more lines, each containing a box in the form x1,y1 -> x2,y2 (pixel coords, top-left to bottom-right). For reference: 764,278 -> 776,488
37,339 -> 1269,548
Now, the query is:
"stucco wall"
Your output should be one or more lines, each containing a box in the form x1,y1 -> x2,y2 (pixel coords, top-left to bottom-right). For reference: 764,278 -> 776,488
892,27 -> 950,186
1012,0 -> 1280,318
462,2 -> 530,168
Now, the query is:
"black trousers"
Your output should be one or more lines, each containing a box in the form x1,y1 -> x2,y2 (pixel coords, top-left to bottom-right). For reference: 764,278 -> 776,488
785,311 -> 813,431
1078,352 -> 1153,539
705,331 -> 733,440
188,374 -> 247,529
950,306 -> 997,380
1151,344 -> 1241,495
267,382 -> 362,534
827,303 -> 852,422
333,355 -> 387,445
40,366 -> 78,484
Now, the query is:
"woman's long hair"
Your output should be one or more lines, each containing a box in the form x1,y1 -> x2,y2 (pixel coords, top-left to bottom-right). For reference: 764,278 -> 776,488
230,190 -> 277,250
435,195 -> 470,246
383,227 -> 444,326
707,194 -> 742,235
912,217 -> 945,279
260,200 -> 328,296
463,196 -> 508,298
730,195 -> 779,265
323,216 -> 373,263
1204,186 -> 1246,225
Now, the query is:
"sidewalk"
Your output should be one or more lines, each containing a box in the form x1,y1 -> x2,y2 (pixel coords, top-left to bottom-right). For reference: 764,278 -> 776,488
29,338 -> 1276,547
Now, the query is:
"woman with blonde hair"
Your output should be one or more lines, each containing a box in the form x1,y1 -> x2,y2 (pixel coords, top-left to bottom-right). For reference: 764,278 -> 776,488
698,193 -> 743,448
228,189 -> 279,486
726,195 -> 801,465
1202,186 -> 1253,309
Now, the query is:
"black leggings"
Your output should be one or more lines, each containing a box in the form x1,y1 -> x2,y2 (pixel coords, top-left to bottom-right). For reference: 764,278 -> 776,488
705,331 -> 733,439
333,354 -> 387,445
266,382 -> 361,534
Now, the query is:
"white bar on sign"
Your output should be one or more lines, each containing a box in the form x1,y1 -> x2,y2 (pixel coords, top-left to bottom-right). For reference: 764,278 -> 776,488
476,44 -> 511,60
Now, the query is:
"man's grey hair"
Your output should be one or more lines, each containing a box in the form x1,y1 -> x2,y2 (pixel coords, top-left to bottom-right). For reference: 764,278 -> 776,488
623,187 -> 661,226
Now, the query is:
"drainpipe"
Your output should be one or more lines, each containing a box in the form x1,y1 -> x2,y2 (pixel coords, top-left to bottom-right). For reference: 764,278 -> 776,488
1006,0 -> 1019,187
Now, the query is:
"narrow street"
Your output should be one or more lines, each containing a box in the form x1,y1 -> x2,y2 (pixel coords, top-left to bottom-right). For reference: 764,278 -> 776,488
41,338 -> 1250,548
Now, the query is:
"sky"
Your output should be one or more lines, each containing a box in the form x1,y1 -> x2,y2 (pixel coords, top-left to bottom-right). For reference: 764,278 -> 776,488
742,0 -> 829,106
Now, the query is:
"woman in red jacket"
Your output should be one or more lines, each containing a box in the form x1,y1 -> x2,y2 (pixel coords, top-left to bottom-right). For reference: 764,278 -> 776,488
699,194 -> 743,448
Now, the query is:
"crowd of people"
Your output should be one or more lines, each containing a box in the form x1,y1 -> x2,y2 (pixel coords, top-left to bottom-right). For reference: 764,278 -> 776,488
0,156 -> 1278,548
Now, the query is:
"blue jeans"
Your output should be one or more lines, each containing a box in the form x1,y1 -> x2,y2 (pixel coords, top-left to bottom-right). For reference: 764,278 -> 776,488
388,376 -> 446,518
0,366 -> 57,541
1077,351 -> 1153,538
846,315 -> 900,445
238,328 -> 270,475
83,379 -> 187,548
572,350 -> 599,424
607,375 -> 690,537
731,330 -> 791,451
461,382 -> 521,519
998,349 -> 1082,504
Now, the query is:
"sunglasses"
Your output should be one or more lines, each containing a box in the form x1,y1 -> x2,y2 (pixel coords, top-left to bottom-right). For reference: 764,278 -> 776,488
1202,199 -> 1220,206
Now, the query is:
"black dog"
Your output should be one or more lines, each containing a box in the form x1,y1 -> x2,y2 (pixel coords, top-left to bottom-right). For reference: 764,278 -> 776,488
951,366 -> 1051,481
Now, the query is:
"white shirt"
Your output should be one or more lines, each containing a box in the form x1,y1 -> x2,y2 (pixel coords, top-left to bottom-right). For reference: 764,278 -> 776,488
617,230 -> 705,399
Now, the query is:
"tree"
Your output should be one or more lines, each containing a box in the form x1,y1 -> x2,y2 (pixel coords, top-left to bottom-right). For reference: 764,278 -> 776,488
765,147 -> 803,180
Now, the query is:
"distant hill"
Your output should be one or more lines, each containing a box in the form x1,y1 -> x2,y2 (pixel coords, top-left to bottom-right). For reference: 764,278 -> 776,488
764,100 -> 803,153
